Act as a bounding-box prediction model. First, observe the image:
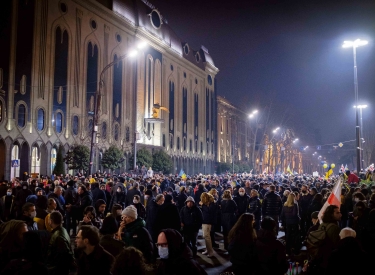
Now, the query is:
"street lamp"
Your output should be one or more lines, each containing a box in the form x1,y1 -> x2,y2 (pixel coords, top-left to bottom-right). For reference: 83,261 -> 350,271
354,104 -> 368,168
343,39 -> 368,172
248,109 -> 259,172
88,41 -> 147,176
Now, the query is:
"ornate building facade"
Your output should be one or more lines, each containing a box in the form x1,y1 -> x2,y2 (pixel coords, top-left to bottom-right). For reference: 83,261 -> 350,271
0,0 -> 218,180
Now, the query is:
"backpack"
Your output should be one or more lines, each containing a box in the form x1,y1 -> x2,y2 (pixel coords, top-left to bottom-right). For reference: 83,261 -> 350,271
306,223 -> 334,260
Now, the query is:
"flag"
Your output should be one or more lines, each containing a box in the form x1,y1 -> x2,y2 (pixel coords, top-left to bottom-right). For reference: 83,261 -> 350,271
340,164 -> 345,173
287,164 -> 293,175
318,177 -> 342,221
181,173 -> 187,180
344,164 -> 349,171
325,166 -> 333,179
178,169 -> 184,177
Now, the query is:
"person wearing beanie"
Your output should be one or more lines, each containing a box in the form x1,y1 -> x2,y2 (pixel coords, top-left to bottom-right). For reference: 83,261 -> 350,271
179,196 -> 203,257
117,205 -> 155,263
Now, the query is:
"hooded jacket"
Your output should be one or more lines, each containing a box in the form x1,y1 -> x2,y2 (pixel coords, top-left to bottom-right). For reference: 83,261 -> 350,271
179,201 -> 203,232
0,220 -> 26,266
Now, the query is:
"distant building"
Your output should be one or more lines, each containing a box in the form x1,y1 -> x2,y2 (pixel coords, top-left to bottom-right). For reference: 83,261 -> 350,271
0,0 -> 218,180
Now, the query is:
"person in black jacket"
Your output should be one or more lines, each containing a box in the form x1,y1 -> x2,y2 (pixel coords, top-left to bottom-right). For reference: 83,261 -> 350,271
110,184 -> 126,210
221,190 -> 238,252
155,194 -> 181,235
234,188 -> 250,218
299,185 -> 313,237
126,182 -> 141,207
64,180 -> 77,235
91,182 -> 107,205
155,229 -> 207,275
14,182 -> 32,217
200,192 -> 217,257
131,195 -> 146,219
262,185 -> 282,232
180,196 -> 203,257
146,194 -> 163,242
249,189 -> 262,231
176,187 -> 188,213
280,193 -> 301,254
194,183 -> 206,206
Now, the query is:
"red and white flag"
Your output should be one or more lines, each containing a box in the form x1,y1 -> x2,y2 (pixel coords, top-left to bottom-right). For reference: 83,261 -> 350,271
318,177 -> 342,221
340,164 -> 345,173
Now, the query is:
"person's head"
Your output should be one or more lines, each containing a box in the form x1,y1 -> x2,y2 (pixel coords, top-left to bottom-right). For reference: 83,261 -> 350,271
112,247 -> 149,275
313,193 -> 323,203
322,205 -> 341,223
311,211 -> 319,225
238,187 -> 245,197
111,204 -> 123,216
339,227 -> 356,239
78,184 -> 87,195
75,225 -> 100,250
269,185 -> 276,192
95,199 -> 106,214
156,231 -> 169,259
155,194 -> 165,205
222,189 -> 232,200
6,188 -> 12,196
22,202 -> 36,218
100,184 -> 106,191
54,186 -> 63,196
228,213 -> 255,245
185,196 -> 195,208
261,216 -> 277,235
200,192 -> 214,206
100,216 -> 119,236
83,206 -> 96,220
284,193 -> 296,207
133,195 -> 140,204
250,189 -> 259,198
36,188 -> 43,196
353,192 -> 365,203
208,188 -> 218,198
49,211 -> 63,229
346,170 -> 351,176
301,185 -> 308,193
121,205 -> 137,224
47,198 -> 57,210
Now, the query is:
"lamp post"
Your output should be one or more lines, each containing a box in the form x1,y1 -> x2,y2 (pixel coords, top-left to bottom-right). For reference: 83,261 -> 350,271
354,104 -> 368,168
249,110 -> 258,172
88,41 -> 147,176
342,39 -> 368,173
267,127 -> 280,173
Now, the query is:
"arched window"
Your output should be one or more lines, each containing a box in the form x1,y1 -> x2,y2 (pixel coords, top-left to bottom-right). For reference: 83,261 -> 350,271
18,104 -> 26,127
72,116 -> 79,135
56,112 -> 63,133
51,148 -> 57,172
114,124 -> 119,141
102,122 -> 107,139
88,118 -> 93,133
37,108 -> 44,131
31,146 -> 40,174
177,137 -> 180,150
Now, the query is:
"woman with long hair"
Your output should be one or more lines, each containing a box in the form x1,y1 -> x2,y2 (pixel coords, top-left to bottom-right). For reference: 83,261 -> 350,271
221,190 -> 238,252
228,213 -> 257,275
208,188 -> 221,248
280,193 -> 301,255
200,192 -> 217,257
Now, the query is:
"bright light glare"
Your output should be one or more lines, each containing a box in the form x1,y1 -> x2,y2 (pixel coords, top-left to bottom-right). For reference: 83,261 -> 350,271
128,50 -> 138,57
342,39 -> 368,48
353,105 -> 368,109
249,114 -> 254,118
137,41 -> 148,49
272,127 -> 280,133
253,110 -> 258,114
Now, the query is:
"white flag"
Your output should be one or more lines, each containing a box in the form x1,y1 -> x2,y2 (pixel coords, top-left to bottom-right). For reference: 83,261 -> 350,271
318,177 -> 342,221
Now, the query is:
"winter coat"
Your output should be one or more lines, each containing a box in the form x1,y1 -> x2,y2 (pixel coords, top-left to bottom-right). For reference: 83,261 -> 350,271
180,205 -> 203,232
201,202 -> 217,225
155,202 -> 181,234
234,194 -> 250,216
194,188 -> 206,206
156,229 -> 207,275
126,187 -> 141,207
110,189 -> 126,209
281,204 -> 300,225
326,237 -> 370,274
176,192 -> 188,212
132,202 -> 146,219
76,245 -> 114,275
46,226 -> 74,275
299,192 -> 313,215
99,235 -> 125,258
120,218 -> 155,263
64,186 -> 77,205
262,191 -> 282,216
71,191 -> 93,221
255,229 -> 288,275
145,198 -> 159,240
221,199 -> 237,232
91,186 -> 107,205
228,238 -> 256,275
249,196 -> 262,220
307,199 -> 323,219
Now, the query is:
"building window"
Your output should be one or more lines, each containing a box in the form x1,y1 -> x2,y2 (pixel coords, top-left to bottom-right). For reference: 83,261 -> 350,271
51,148 -> 57,172
60,2 -> 67,13
102,122 -> 107,139
170,134 -> 173,149
190,139 -> 192,151
183,72 -> 186,78
207,75 -> 213,86
184,138 -> 186,151
183,44 -> 189,55
114,124 -> 119,141
195,53 -> 200,62
37,108 -> 44,131
88,118 -> 93,133
90,19 -> 97,30
0,100 -> 3,123
162,134 -> 166,147
150,10 -> 162,29
170,64 -> 173,71
125,127 -> 130,142
195,140 -> 198,152
116,33 -> 121,43
56,112 -> 63,133
195,78 -> 198,84
72,116 -> 79,136
201,142 -> 203,153
17,104 -> 26,128
177,137 -> 180,150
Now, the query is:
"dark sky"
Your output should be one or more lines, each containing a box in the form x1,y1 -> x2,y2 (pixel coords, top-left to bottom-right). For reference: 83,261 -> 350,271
153,0 -> 375,149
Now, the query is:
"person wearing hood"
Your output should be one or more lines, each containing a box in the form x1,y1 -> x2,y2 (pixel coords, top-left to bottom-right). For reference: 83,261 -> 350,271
109,184 -> 126,210
179,196 -> 203,257
94,199 -> 107,221
155,194 -> 181,235
0,188 -> 16,221
0,220 -> 28,267
117,205 -> 155,263
255,217 -> 288,275
14,182 -> 32,217
155,229 -> 207,275
91,182 -> 107,205
326,227 -> 369,274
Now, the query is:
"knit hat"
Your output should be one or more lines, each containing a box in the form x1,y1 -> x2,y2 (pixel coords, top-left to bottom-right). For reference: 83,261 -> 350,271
122,205 -> 137,220
185,196 -> 195,204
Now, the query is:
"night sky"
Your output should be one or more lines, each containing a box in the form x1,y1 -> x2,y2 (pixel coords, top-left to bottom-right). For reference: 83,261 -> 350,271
153,0 -> 375,154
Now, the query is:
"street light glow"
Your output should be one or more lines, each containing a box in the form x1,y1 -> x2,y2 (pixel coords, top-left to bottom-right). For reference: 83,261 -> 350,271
128,49 -> 138,57
137,41 -> 148,49
272,127 -> 280,133
342,39 -> 368,48
353,105 -> 368,109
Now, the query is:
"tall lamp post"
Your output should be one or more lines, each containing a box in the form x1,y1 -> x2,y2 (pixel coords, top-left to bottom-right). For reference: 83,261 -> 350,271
354,104 -> 368,168
88,41 -> 147,176
249,110 -> 258,171
342,39 -> 368,173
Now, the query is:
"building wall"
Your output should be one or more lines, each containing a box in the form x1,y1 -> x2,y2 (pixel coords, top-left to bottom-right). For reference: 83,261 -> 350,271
0,0 -> 218,180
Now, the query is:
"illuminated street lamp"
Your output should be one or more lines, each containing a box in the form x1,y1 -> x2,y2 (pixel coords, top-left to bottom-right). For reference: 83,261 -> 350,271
248,109 -> 259,171
354,104 -> 368,168
343,39 -> 368,172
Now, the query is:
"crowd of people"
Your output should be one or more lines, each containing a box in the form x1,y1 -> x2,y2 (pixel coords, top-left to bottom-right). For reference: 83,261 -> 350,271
0,168 -> 374,275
